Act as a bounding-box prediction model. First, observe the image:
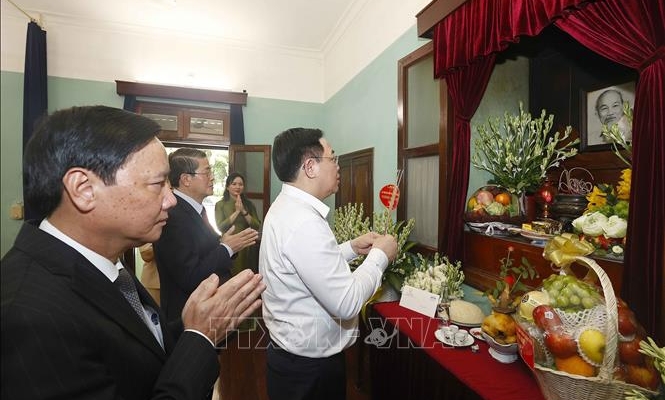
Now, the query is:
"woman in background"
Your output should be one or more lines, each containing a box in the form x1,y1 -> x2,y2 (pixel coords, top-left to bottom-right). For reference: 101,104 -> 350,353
215,172 -> 262,276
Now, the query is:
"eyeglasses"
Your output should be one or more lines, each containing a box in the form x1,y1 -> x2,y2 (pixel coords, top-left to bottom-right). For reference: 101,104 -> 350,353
311,155 -> 338,165
188,170 -> 213,177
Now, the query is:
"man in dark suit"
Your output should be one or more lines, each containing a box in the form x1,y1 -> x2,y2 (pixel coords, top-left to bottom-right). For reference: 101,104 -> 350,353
1,106 -> 265,400
154,148 -> 259,324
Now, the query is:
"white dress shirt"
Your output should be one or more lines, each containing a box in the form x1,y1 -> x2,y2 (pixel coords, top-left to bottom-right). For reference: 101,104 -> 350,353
259,184 -> 389,358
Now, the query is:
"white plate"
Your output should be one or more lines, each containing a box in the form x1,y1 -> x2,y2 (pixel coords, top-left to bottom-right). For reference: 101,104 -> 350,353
469,327 -> 485,341
451,320 -> 482,328
519,230 -> 554,240
435,329 -> 475,347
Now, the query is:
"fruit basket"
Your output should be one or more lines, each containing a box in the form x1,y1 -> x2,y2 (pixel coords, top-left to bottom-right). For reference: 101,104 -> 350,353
464,185 -> 523,225
521,256 -> 660,400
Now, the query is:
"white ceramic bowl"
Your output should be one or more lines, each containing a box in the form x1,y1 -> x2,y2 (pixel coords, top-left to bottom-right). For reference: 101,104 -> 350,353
481,331 -> 518,363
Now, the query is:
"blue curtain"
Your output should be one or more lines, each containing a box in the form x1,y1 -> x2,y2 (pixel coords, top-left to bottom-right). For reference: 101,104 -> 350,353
123,95 -> 136,111
23,21 -> 47,221
230,104 -> 245,144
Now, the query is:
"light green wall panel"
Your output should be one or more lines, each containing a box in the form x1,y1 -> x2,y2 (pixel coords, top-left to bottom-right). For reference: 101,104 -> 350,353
1,72 -> 25,257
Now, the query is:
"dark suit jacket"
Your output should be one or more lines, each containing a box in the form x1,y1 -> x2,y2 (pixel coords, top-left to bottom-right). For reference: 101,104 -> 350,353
1,221 -> 220,400
154,196 -> 232,323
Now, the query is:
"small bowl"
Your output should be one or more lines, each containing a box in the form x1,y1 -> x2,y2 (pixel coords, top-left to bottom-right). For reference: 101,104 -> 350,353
481,331 -> 518,363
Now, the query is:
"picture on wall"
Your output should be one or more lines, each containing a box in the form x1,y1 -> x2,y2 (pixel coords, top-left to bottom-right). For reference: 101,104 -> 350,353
580,80 -> 635,152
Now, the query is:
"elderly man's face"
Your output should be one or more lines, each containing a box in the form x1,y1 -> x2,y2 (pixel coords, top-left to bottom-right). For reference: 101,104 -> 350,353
94,138 -> 177,246
596,91 -> 623,125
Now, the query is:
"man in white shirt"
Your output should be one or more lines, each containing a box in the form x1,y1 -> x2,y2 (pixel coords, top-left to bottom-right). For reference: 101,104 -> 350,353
259,127 -> 398,400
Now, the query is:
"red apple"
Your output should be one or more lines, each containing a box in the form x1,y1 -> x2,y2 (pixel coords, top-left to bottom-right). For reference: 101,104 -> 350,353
626,363 -> 660,390
617,306 -> 638,337
619,336 -> 645,365
544,328 -> 578,358
533,305 -> 563,331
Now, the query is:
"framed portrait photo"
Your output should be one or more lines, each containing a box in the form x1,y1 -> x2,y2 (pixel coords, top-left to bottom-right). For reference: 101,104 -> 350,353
580,80 -> 635,152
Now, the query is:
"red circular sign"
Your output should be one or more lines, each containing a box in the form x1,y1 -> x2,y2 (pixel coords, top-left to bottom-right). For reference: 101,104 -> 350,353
379,184 -> 400,210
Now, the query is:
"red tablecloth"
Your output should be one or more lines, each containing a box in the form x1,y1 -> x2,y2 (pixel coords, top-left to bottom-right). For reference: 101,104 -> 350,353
372,301 -> 545,400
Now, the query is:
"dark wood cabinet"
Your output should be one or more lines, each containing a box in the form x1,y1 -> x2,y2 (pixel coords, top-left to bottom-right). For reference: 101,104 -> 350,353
462,231 -> 623,295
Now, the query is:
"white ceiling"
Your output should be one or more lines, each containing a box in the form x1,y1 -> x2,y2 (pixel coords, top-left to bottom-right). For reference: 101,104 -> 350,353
6,0 -> 363,52
2,0 -> 430,101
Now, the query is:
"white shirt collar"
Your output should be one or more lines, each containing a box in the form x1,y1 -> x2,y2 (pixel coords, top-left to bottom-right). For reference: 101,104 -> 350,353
173,189 -> 203,214
281,184 -> 330,219
39,219 -> 120,281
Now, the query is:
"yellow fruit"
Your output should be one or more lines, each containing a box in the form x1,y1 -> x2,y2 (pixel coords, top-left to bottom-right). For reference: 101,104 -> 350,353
578,328 -> 605,365
467,197 -> 478,211
555,355 -> 597,377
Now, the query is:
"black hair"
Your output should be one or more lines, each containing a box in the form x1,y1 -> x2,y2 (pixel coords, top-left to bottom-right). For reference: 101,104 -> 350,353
272,127 -> 323,182
167,148 -> 207,188
24,105 -> 160,217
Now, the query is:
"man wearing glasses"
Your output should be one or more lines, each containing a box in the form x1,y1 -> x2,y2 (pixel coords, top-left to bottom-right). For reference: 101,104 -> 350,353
154,148 -> 259,324
259,128 -> 398,400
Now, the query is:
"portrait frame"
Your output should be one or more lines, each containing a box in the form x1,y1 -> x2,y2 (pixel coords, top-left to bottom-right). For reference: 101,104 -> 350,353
579,80 -> 635,152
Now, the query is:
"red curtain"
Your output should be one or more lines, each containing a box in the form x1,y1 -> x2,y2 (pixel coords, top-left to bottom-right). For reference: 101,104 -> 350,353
431,0 -> 664,341
442,56 -> 496,261
555,0 -> 665,345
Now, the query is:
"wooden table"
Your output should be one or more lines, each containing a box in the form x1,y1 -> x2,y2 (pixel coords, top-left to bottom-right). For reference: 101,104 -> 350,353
369,302 -> 545,400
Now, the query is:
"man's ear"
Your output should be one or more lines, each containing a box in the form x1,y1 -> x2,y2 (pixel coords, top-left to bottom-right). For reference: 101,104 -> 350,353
302,158 -> 319,179
180,173 -> 192,187
61,168 -> 98,212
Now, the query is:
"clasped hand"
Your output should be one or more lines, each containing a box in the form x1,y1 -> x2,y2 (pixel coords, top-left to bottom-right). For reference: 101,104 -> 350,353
181,270 -> 265,344
351,232 -> 398,262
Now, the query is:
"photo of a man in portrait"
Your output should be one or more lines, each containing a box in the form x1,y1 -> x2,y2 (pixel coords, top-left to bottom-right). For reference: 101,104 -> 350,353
585,81 -> 635,147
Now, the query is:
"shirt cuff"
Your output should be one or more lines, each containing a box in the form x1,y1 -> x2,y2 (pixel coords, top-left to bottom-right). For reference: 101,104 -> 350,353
340,240 -> 357,261
221,243 -> 234,257
184,329 -> 215,347
365,248 -> 390,272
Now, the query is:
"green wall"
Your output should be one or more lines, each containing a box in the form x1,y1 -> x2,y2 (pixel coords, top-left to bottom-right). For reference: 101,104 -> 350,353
1,72 -> 25,257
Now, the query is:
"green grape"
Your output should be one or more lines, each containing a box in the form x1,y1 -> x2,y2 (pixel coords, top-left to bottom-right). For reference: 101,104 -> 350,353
581,296 -> 597,309
550,279 -> 564,291
561,287 -> 573,299
556,295 -> 569,308
569,295 -> 581,306
614,201 -> 629,219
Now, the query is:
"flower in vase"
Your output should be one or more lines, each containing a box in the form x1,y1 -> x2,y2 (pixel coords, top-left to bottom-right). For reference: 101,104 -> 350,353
471,102 -> 578,196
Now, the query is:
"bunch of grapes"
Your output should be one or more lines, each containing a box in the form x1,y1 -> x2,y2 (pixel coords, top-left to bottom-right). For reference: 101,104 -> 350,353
542,274 -> 602,312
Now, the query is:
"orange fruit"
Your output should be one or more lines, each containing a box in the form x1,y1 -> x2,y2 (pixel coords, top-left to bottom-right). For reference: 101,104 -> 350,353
554,355 -> 597,377
495,192 -> 512,206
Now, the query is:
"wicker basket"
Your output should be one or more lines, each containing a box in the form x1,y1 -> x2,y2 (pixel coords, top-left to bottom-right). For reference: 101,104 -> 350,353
532,256 -> 660,400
